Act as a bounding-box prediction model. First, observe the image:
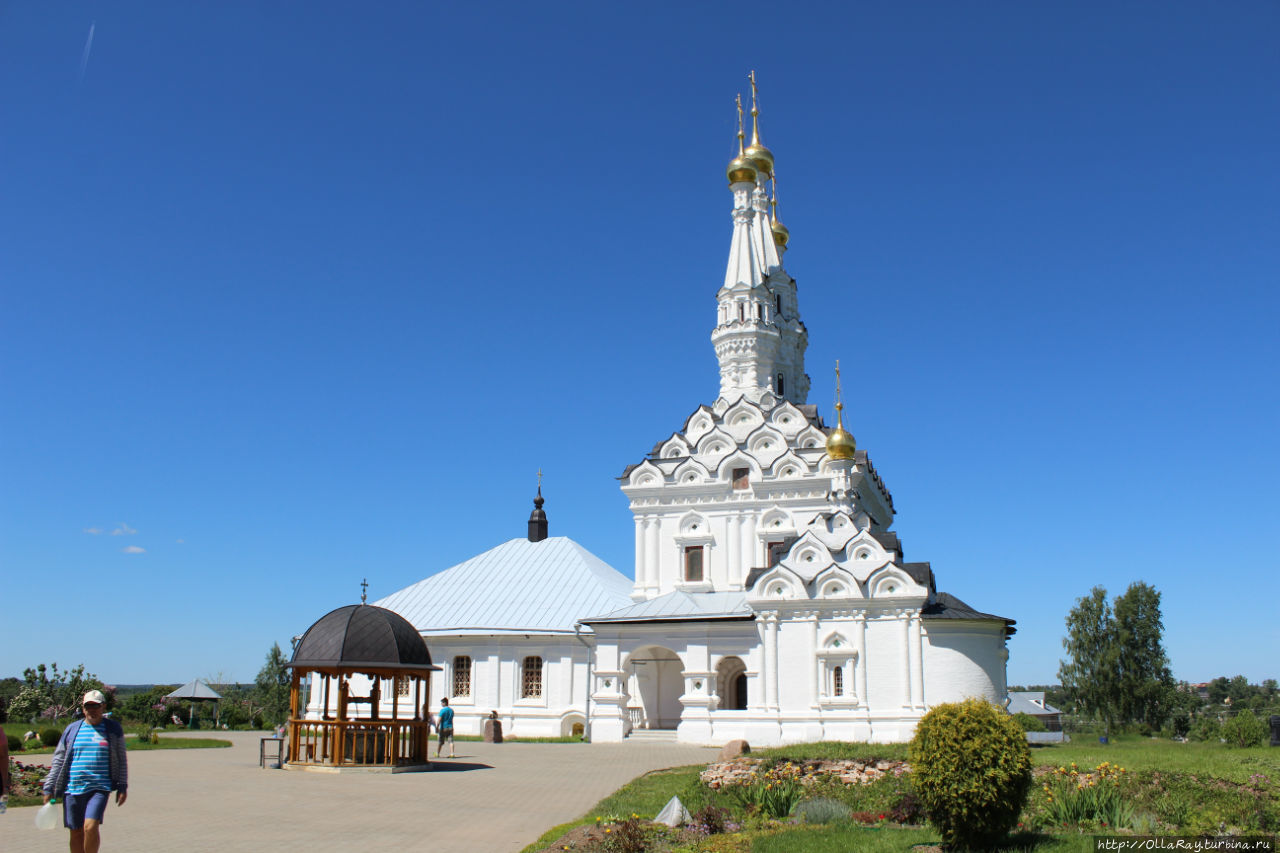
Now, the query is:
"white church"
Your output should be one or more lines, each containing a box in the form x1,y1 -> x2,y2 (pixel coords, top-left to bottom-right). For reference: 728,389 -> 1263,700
308,82 -> 1014,745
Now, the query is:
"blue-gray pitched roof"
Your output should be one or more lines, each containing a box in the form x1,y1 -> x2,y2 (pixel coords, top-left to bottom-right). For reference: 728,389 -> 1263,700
374,537 -> 634,635
581,590 -> 752,624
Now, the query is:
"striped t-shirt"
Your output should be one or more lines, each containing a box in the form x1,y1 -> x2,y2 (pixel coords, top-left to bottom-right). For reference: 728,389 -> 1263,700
67,722 -> 112,794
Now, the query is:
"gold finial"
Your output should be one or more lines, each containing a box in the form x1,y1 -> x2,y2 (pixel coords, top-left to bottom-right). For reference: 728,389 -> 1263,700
735,93 -> 745,155
771,174 -> 789,247
727,93 -> 758,184
744,71 -> 774,176
749,70 -> 762,145
826,359 -> 856,460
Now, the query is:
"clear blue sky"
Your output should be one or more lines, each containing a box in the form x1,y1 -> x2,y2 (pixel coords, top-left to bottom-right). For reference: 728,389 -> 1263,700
2,2 -> 1276,686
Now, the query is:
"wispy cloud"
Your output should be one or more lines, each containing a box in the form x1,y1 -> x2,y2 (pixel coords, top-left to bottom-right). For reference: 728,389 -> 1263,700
121,545 -> 146,555
176,539 -> 185,545
84,527 -> 103,535
110,523 -> 138,536
78,21 -> 96,84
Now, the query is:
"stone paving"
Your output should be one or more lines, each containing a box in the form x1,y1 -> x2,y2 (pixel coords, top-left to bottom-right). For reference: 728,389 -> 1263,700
1,731 -> 718,852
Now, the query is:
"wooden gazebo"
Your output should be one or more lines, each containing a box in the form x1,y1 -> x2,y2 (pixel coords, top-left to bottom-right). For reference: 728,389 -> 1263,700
286,603 -> 439,771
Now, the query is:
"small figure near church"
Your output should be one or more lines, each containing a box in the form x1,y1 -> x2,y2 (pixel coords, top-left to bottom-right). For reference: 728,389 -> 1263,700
436,698 -> 455,758
43,690 -> 129,853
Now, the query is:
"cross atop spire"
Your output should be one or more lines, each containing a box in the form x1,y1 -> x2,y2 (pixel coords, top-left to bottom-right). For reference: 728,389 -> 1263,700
360,577 -> 368,604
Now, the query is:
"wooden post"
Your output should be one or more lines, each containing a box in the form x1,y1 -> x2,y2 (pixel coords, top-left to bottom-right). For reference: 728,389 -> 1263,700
288,670 -> 301,763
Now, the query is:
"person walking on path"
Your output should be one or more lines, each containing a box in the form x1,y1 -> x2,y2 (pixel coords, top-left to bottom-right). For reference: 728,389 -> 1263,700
43,690 -> 128,853
435,698 -> 455,759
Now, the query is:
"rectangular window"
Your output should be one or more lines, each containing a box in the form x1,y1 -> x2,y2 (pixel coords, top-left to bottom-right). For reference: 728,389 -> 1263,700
732,467 -> 750,490
767,541 -> 787,567
452,655 -> 472,698
395,676 -> 411,697
521,656 -> 543,699
684,546 -> 704,582
833,666 -> 844,697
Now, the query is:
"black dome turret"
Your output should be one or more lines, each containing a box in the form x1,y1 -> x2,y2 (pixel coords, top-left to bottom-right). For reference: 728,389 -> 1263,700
289,604 -> 434,671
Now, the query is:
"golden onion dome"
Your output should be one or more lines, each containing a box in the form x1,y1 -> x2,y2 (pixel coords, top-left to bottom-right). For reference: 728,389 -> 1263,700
727,155 -> 758,185
743,142 -> 774,177
826,403 -> 857,460
771,217 -> 790,247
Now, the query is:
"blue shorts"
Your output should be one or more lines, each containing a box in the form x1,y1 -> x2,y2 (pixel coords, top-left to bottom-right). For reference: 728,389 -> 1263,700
64,790 -> 110,829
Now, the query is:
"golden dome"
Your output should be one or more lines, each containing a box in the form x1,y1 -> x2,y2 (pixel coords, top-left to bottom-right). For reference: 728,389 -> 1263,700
771,217 -> 790,247
744,142 -> 774,177
727,155 -> 758,185
826,403 -> 857,460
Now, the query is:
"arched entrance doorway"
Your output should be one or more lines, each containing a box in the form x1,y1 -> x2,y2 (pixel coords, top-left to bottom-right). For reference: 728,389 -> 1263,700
716,656 -> 748,710
624,645 -> 683,730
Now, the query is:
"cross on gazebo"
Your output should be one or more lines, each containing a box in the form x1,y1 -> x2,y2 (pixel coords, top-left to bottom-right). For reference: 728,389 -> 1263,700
360,578 -> 368,604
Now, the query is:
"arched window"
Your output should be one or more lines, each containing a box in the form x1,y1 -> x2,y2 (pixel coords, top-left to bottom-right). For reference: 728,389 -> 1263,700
832,665 -> 844,697
452,655 -> 472,698
521,656 -> 543,699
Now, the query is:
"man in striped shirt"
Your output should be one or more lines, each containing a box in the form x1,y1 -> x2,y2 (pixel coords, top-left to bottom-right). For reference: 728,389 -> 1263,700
43,690 -> 129,853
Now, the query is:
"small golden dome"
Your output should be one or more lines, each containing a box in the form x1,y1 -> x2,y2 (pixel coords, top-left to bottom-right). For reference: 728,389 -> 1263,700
727,155 -> 758,185
744,142 -> 774,177
826,403 -> 857,460
771,218 -> 790,247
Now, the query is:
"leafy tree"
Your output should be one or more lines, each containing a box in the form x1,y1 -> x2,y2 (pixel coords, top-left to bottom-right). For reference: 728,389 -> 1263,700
21,663 -> 109,716
1113,581 -> 1175,729
255,643 -> 291,728
1207,676 -> 1231,705
1059,586 -> 1120,737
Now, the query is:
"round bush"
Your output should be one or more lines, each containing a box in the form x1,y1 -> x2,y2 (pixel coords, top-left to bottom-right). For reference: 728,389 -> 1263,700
39,727 -> 63,747
1221,710 -> 1266,748
1012,712 -> 1047,732
909,698 -> 1032,849
6,732 -> 22,752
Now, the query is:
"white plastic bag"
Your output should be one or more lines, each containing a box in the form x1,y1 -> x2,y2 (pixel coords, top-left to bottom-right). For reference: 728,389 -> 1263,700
654,795 -> 691,827
35,801 -> 60,831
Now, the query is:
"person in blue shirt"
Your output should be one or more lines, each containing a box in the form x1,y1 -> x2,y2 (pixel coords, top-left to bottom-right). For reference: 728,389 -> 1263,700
43,689 -> 129,853
435,698 -> 455,758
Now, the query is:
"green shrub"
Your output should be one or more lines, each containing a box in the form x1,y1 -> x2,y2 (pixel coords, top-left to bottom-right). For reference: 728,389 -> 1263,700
722,762 -> 805,819
6,732 -> 21,752
794,797 -> 853,824
1221,710 -> 1267,748
39,727 -> 62,747
909,698 -> 1032,849
1189,715 -> 1220,742
1171,713 -> 1192,739
1013,712 -> 1047,732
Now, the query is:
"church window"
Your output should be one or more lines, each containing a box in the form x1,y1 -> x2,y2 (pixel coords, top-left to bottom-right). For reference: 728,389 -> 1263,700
732,468 -> 750,490
754,303 -> 761,319
521,656 -> 543,699
775,294 -> 782,313
738,304 -> 745,321
684,546 -> 704,582
452,656 -> 472,698
767,541 -> 787,566
833,666 -> 844,696
394,676 -> 412,697
777,373 -> 785,395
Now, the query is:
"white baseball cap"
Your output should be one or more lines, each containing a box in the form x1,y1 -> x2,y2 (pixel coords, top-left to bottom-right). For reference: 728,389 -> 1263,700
82,690 -> 107,705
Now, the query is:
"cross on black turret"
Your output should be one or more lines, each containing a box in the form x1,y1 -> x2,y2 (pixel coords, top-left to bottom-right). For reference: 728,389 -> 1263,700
360,577 -> 368,604
528,470 -> 548,542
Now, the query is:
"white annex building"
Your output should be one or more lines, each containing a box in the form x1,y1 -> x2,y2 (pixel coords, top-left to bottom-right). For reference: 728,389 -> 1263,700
307,83 -> 1014,745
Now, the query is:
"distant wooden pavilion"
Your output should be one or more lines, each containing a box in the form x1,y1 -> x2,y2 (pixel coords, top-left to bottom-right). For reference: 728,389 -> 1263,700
286,603 -> 439,771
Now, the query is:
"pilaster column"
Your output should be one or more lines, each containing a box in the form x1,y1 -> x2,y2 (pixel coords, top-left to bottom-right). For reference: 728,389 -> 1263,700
765,614 -> 780,710
901,611 -> 912,709
855,614 -> 868,708
646,517 -> 660,593
909,612 -> 924,710
808,613 -> 819,707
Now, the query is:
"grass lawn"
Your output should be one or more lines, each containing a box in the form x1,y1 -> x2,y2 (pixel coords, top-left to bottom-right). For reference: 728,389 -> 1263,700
1025,733 -> 1279,782
521,734 -> 1279,853
6,733 -> 232,755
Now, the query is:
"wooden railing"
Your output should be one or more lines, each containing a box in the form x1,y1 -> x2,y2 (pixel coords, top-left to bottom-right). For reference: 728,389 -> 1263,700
288,719 -> 431,767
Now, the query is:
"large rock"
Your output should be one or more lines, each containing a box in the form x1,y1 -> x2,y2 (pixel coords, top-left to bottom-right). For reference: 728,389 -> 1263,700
717,739 -> 751,761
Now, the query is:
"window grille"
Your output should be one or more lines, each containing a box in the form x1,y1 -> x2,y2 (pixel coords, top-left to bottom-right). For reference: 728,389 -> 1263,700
521,656 -> 543,699
833,665 -> 844,696
452,656 -> 472,698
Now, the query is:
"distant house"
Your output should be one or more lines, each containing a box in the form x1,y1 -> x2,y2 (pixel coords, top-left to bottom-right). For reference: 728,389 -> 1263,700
1008,691 -> 1062,731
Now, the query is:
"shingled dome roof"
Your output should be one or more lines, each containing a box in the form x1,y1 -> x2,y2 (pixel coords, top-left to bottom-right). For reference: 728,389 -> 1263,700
289,604 -> 436,671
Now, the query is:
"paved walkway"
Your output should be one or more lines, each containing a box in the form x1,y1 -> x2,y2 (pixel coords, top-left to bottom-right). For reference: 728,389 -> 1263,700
2,732 -> 717,852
